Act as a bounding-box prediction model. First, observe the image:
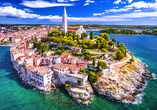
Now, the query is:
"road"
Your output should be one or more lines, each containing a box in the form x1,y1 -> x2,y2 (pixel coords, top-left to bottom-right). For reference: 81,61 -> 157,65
99,53 -> 132,82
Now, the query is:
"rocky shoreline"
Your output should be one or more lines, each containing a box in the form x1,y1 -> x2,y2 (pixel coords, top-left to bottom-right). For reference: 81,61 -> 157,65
93,56 -> 155,104
12,62 -> 93,105
11,52 -> 155,105
65,82 -> 93,104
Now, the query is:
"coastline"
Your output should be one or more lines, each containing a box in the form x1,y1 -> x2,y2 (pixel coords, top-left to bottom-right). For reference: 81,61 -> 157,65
93,51 -> 155,104
0,45 -> 13,47
129,49 -> 156,80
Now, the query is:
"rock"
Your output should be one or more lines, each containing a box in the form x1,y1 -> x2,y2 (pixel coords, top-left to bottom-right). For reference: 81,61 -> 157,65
123,95 -> 135,102
65,82 -> 93,104
142,72 -> 154,80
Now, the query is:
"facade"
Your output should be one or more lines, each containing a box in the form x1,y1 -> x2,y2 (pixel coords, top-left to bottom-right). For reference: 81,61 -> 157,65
43,51 -> 53,57
71,46 -> 82,54
62,7 -> 67,34
67,26 -> 86,37
12,37 -> 21,43
76,25 -> 86,37
61,53 -> 72,62
52,63 -> 88,86
32,67 -> 53,87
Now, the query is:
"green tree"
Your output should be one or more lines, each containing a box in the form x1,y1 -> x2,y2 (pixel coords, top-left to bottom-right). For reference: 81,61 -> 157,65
81,32 -> 88,39
116,50 -> 124,60
88,71 -> 98,83
65,81 -> 70,88
9,37 -> 12,41
61,46 -> 64,52
87,40 -> 93,48
77,78 -> 82,85
97,60 -> 100,70
112,38 -> 117,49
26,39 -> 29,47
99,61 -> 108,69
90,31 -> 94,39
80,67 -> 86,73
77,35 -> 79,42
39,49 -> 42,55
117,41 -> 119,45
96,40 -> 101,48
97,72 -> 103,77
101,48 -> 108,53
108,41 -> 114,47
57,49 -> 62,55
130,58 -> 134,62
93,58 -> 95,66
73,34 -> 75,41
72,51 -> 77,55
31,36 -> 34,41
35,37 -> 38,42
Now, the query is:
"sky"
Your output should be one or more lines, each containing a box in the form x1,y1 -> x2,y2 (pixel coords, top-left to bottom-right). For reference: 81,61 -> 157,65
0,0 -> 157,25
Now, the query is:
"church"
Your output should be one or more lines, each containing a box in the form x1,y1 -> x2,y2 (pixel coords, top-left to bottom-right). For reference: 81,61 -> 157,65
62,7 -> 86,37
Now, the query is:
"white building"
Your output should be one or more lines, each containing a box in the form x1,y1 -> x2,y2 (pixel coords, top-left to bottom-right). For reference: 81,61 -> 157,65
32,67 -> 53,87
12,37 -> 21,43
52,63 -> 88,86
62,7 -> 67,34
76,25 -> 86,37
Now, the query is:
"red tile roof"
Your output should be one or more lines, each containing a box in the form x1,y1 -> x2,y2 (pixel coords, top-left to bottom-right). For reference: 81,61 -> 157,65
61,53 -> 71,58
14,37 -> 21,39
72,46 -> 82,49
69,63 -> 79,69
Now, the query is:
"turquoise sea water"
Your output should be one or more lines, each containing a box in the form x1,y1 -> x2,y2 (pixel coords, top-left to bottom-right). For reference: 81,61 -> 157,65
0,32 -> 157,110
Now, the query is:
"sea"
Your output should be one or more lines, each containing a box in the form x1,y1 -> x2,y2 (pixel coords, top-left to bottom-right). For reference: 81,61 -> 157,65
0,31 -> 157,110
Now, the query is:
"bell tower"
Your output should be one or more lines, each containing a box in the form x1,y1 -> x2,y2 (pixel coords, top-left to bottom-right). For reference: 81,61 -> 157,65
62,6 -> 67,34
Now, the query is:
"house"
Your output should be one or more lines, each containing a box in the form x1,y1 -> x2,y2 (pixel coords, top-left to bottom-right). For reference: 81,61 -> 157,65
52,55 -> 61,64
45,56 -> 54,66
77,59 -> 89,69
67,25 -> 86,37
33,57 -> 41,67
68,57 -> 78,64
26,64 -> 35,78
43,51 -> 53,57
31,67 -> 53,87
61,53 -> 72,62
71,46 -> 82,54
29,42 -> 34,48
52,63 -> 88,86
12,37 -> 21,43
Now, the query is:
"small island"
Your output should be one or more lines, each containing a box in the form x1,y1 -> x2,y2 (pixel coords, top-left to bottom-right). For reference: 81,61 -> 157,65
10,7 -> 155,105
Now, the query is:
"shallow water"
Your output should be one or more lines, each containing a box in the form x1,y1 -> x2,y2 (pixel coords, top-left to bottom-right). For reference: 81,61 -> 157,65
0,32 -> 157,109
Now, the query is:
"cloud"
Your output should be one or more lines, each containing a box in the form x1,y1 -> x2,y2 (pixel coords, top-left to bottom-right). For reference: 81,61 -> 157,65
84,3 -> 89,6
57,0 -> 65,2
3,2 -> 12,6
105,11 -> 157,19
127,0 -> 133,4
21,0 -> 74,8
69,0 -> 79,2
106,8 -> 131,13
50,16 -> 131,22
84,0 -> 95,6
113,0 -> 121,4
151,18 -> 156,19
24,8 -> 33,12
125,1 -> 157,9
0,6 -> 130,22
0,6 -> 39,18
134,10 -> 142,12
93,13 -> 104,16
57,0 -> 79,2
